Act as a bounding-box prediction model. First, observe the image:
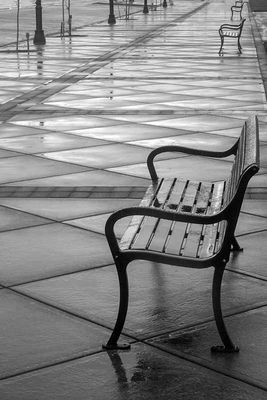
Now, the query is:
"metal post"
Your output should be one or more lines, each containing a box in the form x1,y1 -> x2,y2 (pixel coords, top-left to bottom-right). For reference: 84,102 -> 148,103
67,0 -> 72,36
16,0 -> 20,52
143,0 -> 149,14
62,0 -> 65,36
108,0 -> 116,24
33,0 -> 46,45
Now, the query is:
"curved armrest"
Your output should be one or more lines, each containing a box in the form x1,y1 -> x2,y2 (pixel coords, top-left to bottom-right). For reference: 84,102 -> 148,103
219,19 -> 245,33
147,143 -> 237,180
220,24 -> 241,31
231,5 -> 242,10
105,206 -> 227,255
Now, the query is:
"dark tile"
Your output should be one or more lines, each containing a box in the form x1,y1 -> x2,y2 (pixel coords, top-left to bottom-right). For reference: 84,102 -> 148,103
0,198 -> 140,221
228,231 -> 267,278
149,307 -> 267,389
0,342 -> 266,399
0,205 -> 50,231
0,223 -> 112,285
0,289 -> 112,379
0,155 -> 88,184
17,263 -> 267,339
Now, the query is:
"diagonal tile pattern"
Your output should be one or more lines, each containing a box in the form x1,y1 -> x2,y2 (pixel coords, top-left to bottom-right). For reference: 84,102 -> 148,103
0,0 -> 266,398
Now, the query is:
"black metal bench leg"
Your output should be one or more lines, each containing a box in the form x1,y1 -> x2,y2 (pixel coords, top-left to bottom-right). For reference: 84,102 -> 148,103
211,264 -> 239,353
238,37 -> 242,53
219,36 -> 224,55
231,236 -> 243,251
103,260 -> 131,350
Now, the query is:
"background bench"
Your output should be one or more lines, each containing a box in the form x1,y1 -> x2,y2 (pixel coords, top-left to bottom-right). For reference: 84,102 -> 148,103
103,116 -> 260,353
231,1 -> 244,20
219,18 -> 246,55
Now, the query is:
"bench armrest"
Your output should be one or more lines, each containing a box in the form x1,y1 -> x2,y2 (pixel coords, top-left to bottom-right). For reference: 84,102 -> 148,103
105,206 -> 227,255
147,143 -> 236,180
219,18 -> 245,33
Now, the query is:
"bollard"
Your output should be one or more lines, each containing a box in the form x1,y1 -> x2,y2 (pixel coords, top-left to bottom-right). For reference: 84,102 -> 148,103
26,32 -> 30,53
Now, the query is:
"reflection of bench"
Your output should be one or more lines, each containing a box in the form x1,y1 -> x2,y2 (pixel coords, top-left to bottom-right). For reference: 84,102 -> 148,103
231,1 -> 244,20
219,18 -> 246,55
103,116 -> 260,353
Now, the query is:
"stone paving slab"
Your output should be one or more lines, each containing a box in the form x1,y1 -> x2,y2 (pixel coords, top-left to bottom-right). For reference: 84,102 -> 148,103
148,307 -> 267,389
0,0 -> 266,397
1,342 -> 267,400
15,263 -> 267,339
0,288 -> 115,380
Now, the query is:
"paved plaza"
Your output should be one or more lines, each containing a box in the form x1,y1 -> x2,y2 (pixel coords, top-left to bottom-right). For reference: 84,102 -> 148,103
0,0 -> 266,398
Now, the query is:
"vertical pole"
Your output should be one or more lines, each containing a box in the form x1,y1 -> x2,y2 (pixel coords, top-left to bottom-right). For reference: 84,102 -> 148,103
16,0 -> 20,52
68,0 -> 72,36
62,0 -> 65,36
143,0 -> 149,14
108,0 -> 116,24
163,0 -> 167,7
33,0 -> 46,45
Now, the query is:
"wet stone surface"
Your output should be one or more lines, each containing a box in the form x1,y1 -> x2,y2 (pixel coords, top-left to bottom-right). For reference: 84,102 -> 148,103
0,0 -> 266,398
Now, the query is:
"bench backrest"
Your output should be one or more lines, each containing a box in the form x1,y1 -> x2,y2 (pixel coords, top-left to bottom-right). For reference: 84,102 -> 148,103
224,116 -> 259,219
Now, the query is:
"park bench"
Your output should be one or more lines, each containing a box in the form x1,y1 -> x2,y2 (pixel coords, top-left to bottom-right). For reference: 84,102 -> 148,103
103,116 -> 259,353
231,1 -> 244,20
219,18 -> 246,55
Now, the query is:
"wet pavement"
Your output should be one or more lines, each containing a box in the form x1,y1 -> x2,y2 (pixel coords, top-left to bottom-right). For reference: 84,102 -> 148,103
0,0 -> 266,398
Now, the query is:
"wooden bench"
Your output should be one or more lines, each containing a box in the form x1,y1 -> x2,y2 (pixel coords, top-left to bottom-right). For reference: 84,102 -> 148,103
103,116 -> 260,353
231,1 -> 244,20
219,18 -> 246,55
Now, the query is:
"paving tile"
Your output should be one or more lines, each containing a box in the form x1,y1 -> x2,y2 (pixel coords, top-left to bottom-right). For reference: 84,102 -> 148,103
64,212 -> 134,238
0,342 -> 266,400
142,115 -> 243,132
10,115 -> 126,131
0,132 -> 110,154
0,123 -> 57,138
66,123 -> 188,142
241,199 -> 267,217
0,198 -> 141,221
0,223 -> 112,285
129,133 -> 237,151
0,205 -> 50,231
228,231 -> 267,278
149,307 -> 267,389
17,263 -> 267,339
236,211 -> 267,235
4,170 -> 150,187
0,148 -> 22,158
0,155 -> 88,184
39,143 -> 183,169
109,156 -> 232,181
0,289 -> 112,379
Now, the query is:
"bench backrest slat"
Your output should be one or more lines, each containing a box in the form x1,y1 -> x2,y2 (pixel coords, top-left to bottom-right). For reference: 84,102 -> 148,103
226,116 -> 259,206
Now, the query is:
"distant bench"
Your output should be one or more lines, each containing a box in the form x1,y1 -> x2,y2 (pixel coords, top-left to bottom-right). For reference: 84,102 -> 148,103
103,116 -> 260,353
231,1 -> 244,20
219,18 -> 246,55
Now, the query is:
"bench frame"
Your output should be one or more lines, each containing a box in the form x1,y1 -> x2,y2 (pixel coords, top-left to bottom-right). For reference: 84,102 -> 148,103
103,116 -> 259,353
219,18 -> 246,55
231,1 -> 244,20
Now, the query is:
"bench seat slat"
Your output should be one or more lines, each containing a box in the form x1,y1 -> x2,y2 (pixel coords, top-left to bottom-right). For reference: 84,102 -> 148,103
195,182 -> 213,214
198,223 -> 220,258
179,180 -> 199,213
148,219 -> 174,252
120,184 -> 156,250
166,179 -> 187,211
164,222 -> 187,255
131,216 -> 158,250
182,223 -> 204,258
152,178 -> 175,208
208,181 -> 225,214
